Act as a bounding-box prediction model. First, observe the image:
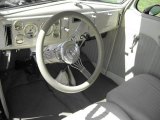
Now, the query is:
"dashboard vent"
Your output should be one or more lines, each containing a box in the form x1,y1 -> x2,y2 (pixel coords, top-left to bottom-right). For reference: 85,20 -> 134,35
4,24 -> 12,46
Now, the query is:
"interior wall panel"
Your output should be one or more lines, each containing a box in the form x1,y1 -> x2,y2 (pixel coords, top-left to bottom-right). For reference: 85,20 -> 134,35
107,26 -> 126,79
82,29 -> 117,74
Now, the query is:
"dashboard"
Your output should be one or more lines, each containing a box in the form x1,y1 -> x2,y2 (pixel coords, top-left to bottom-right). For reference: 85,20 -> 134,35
6,17 -> 61,48
0,1 -> 122,50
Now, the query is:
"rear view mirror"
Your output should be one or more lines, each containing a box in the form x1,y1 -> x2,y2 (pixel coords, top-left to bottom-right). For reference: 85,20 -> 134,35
143,5 -> 160,16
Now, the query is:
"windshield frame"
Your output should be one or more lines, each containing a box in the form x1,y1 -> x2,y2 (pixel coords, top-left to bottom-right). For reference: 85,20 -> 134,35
0,0 -> 126,10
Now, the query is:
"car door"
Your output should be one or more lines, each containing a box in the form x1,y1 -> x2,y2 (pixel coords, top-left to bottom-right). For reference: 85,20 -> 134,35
81,0 -> 133,77
108,0 -> 160,84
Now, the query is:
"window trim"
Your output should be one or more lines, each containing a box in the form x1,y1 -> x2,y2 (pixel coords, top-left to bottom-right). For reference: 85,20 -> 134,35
94,0 -> 127,4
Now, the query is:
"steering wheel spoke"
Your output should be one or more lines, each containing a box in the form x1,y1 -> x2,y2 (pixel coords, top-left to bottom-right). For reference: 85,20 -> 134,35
71,58 -> 91,79
69,21 -> 88,42
70,21 -> 83,40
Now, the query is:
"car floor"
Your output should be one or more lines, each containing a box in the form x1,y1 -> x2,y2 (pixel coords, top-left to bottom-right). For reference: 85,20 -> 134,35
1,54 -> 117,120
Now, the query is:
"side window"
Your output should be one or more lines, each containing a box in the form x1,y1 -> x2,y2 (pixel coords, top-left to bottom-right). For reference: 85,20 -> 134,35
137,0 -> 160,17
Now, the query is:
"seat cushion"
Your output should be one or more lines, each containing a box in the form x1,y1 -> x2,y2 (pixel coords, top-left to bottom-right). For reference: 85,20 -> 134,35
107,74 -> 160,120
62,100 -> 131,120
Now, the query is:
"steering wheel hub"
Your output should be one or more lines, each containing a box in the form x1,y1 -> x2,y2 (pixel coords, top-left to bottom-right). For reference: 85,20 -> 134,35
60,41 -> 80,64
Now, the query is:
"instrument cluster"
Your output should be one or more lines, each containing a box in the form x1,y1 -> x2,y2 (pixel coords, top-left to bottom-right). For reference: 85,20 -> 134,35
12,18 -> 61,47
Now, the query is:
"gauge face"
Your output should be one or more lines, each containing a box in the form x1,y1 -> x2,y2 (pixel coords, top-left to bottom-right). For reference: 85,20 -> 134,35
14,21 -> 23,31
41,23 -> 53,36
24,24 -> 38,38
15,34 -> 24,44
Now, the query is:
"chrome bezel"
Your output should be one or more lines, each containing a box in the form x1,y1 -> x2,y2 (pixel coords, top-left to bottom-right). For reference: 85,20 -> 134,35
24,24 -> 38,38
15,34 -> 24,44
14,21 -> 24,31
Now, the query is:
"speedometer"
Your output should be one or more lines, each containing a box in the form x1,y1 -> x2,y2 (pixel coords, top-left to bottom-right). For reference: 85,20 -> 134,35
24,24 -> 38,38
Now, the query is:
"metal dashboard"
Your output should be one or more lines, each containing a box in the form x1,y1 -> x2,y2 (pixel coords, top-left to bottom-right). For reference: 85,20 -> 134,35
0,2 -> 122,50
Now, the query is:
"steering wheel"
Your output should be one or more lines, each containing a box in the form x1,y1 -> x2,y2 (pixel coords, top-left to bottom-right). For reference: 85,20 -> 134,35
36,11 -> 104,93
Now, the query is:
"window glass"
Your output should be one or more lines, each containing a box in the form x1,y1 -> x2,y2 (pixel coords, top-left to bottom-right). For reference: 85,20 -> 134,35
137,0 -> 160,17
137,0 -> 160,12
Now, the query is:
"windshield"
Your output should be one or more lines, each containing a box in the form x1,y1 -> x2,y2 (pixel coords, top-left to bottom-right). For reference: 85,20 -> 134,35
0,0 -> 124,9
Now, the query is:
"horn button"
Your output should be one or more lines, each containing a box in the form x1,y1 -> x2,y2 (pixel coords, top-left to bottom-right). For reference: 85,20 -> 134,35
60,41 -> 80,64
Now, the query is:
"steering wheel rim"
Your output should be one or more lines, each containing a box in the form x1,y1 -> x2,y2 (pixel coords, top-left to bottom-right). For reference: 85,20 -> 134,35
36,11 -> 104,93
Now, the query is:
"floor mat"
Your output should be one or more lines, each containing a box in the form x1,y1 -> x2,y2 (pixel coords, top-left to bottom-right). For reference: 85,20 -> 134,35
82,74 -> 118,103
49,88 -> 91,112
46,60 -> 118,107
4,70 -> 92,119
6,80 -> 70,119
2,53 -> 118,119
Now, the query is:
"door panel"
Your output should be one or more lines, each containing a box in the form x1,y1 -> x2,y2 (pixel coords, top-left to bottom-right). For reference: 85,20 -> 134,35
108,1 -> 160,84
125,8 -> 160,80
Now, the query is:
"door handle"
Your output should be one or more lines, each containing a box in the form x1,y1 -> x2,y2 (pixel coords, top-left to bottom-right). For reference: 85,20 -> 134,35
130,35 -> 140,53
